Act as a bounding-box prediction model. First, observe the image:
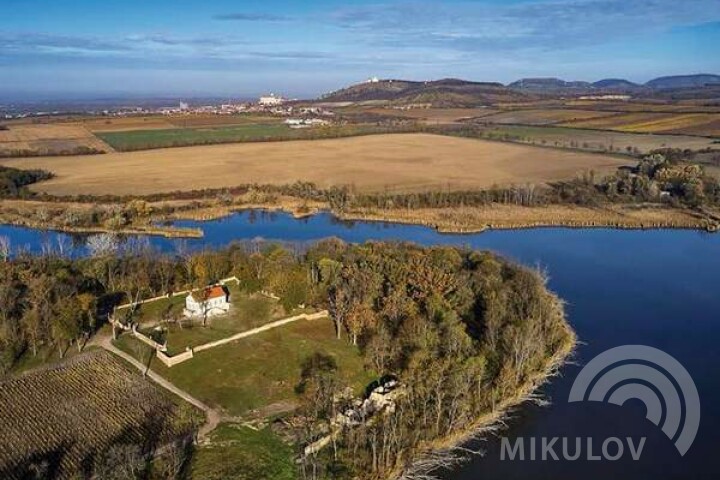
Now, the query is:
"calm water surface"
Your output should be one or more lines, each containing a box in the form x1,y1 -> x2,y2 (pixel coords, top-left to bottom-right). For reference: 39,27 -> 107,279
1,210 -> 719,479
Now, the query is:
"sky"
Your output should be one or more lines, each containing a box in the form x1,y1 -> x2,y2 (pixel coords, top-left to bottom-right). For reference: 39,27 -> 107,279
2,0 -> 720,100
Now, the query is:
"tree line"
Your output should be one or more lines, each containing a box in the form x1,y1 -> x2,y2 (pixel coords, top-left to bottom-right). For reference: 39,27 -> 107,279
293,240 -> 573,479
0,166 -> 53,198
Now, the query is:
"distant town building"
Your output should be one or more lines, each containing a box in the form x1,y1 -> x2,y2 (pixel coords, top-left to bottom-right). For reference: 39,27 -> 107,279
179,101 -> 190,111
258,94 -> 286,106
184,285 -> 230,318
367,76 -> 380,83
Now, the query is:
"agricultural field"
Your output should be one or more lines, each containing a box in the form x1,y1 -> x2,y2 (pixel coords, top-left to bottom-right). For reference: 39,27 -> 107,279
114,317 -> 374,416
563,100 -> 720,113
471,124 -> 719,153
475,108 -> 619,125
0,123 -> 110,157
559,112 -> 720,136
359,107 -> 500,124
96,123 -> 293,150
76,113 -> 283,132
0,351 -> 190,479
94,122 -> 401,151
128,289 -> 314,355
1,133 -> 629,195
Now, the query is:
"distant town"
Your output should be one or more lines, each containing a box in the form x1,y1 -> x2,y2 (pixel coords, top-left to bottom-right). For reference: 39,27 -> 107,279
0,92 -> 334,124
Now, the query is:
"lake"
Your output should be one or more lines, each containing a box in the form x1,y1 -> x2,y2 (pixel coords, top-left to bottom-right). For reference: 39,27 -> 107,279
1,210 -> 719,479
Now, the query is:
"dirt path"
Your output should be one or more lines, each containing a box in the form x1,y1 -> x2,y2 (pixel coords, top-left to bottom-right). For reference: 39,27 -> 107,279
92,333 -> 221,438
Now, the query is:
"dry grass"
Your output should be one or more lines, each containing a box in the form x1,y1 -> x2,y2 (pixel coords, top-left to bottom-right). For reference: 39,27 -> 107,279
75,116 -> 177,132
342,203 -> 714,233
0,124 -> 110,155
1,133 -> 628,196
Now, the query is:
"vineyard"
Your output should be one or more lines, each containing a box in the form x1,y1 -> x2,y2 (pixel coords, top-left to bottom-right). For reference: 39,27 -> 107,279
0,351 -> 189,479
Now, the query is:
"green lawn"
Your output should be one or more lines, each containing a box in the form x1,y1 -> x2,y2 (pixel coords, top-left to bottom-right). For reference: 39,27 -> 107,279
128,288 -> 312,355
190,424 -> 296,480
126,294 -> 187,325
114,317 -> 375,416
96,123 -> 410,151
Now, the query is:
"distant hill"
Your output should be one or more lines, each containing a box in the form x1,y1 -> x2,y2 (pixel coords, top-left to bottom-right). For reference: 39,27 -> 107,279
644,74 -> 720,90
508,74 -> 720,96
508,78 -> 592,93
318,78 -> 527,106
592,78 -> 641,90
320,74 -> 720,105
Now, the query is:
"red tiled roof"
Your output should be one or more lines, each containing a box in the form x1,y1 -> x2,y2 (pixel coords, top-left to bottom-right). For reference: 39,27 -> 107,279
191,285 -> 228,302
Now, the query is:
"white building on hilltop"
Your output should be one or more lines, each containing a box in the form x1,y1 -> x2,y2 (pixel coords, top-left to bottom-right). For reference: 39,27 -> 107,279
184,285 -> 231,319
258,93 -> 286,106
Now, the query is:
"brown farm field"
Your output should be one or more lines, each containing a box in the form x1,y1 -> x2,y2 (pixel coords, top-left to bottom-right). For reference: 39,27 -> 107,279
1,133 -> 629,196
563,100 -> 720,113
0,123 -> 110,156
471,124 -> 719,153
75,113 -> 283,132
358,107 -> 500,124
560,112 -> 720,136
476,108 -> 619,125
0,351 -> 189,479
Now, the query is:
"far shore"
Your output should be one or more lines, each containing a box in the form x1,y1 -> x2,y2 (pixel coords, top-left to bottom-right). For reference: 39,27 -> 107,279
1,197 -> 718,240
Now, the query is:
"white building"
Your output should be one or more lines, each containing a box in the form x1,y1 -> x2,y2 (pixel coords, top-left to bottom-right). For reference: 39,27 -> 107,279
284,118 -> 330,128
184,285 -> 231,318
258,94 -> 286,106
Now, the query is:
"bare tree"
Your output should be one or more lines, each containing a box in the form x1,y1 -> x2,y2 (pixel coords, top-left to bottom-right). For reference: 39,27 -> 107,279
0,236 -> 9,262
86,233 -> 119,257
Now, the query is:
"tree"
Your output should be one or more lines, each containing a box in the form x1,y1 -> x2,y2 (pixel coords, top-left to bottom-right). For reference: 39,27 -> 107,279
0,235 -> 10,262
52,298 -> 83,357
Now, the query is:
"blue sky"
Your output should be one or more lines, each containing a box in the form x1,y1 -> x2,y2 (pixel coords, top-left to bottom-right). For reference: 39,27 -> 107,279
2,0 -> 719,99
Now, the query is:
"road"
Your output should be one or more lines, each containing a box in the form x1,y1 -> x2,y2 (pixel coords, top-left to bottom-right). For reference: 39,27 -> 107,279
93,333 -> 221,438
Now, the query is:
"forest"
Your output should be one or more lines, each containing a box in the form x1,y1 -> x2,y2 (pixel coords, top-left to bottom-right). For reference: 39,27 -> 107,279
0,239 -> 573,479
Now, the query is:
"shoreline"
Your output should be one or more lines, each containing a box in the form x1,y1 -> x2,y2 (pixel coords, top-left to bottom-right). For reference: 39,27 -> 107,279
0,218 -> 203,238
1,200 -> 718,238
395,302 -> 577,479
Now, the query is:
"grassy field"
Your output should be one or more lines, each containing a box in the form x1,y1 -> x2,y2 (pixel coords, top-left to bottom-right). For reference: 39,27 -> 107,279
0,123 -> 110,157
2,133 -> 629,195
129,289 -> 312,355
0,351 -> 187,478
94,123 -> 408,151
96,123 -> 292,150
115,317 -> 374,416
190,424 -> 296,480
471,124 -> 718,153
